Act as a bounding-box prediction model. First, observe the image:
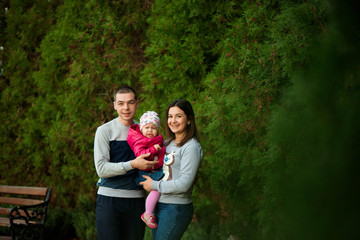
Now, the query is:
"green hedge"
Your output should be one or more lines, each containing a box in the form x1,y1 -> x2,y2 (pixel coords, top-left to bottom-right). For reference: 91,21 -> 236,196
1,0 -> 358,239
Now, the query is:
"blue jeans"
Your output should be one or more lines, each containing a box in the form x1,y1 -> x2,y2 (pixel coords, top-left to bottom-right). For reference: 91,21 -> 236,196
152,202 -> 194,240
135,169 -> 164,186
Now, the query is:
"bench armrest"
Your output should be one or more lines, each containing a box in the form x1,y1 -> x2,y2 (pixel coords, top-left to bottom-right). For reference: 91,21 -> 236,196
9,203 -> 48,226
8,188 -> 52,226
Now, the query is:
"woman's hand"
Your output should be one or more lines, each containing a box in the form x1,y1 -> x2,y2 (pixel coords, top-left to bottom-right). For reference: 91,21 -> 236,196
139,175 -> 153,191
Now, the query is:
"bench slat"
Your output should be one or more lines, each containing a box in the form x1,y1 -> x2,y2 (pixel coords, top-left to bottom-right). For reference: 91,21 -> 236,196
0,208 -> 9,216
0,217 -> 40,227
0,217 -> 9,226
0,197 -> 43,206
0,185 -> 47,196
0,237 -> 12,240
0,236 -> 12,240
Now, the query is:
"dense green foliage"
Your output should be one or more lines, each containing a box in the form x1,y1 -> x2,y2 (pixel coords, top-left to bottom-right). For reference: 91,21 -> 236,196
1,0 -> 358,239
260,1 -> 360,238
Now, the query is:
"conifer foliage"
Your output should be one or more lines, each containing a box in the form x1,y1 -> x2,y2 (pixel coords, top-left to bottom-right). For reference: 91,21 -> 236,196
1,0 -> 358,239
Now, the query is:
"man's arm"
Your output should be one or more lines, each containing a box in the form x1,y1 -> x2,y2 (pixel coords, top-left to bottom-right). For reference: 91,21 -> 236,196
94,127 -> 158,178
94,126 -> 131,178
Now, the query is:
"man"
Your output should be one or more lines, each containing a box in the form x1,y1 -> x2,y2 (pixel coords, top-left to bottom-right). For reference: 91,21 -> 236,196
94,86 -> 158,240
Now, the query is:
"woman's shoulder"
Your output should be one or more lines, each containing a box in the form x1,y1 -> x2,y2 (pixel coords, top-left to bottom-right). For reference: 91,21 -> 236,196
182,138 -> 202,152
165,138 -> 201,147
185,138 -> 201,146
165,138 -> 202,150
180,138 -> 203,159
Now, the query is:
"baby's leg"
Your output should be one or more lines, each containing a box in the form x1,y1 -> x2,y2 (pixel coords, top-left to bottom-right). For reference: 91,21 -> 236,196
146,190 -> 161,215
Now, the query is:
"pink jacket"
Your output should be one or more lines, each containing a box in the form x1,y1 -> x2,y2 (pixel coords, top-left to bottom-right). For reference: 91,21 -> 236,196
127,124 -> 165,171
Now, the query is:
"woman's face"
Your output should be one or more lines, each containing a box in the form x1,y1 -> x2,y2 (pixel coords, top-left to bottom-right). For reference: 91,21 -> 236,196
167,106 -> 190,137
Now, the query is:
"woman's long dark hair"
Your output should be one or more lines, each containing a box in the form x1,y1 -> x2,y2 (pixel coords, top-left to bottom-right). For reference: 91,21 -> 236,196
165,99 -> 199,147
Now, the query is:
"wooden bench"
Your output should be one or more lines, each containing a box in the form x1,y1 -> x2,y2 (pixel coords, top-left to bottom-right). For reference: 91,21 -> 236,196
0,185 -> 52,240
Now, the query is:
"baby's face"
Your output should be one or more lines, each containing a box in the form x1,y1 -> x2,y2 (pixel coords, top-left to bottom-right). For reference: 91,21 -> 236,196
141,123 -> 159,138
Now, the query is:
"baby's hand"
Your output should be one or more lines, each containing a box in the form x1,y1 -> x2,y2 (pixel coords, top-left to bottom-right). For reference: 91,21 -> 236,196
154,144 -> 161,151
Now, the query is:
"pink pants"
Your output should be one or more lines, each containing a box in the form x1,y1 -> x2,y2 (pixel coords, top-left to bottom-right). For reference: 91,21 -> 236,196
145,190 -> 160,215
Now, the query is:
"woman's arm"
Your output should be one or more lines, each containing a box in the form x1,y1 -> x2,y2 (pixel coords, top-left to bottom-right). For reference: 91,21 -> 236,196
151,142 -> 202,194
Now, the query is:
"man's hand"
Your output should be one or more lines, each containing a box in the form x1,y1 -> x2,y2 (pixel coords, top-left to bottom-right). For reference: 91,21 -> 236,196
131,153 -> 159,169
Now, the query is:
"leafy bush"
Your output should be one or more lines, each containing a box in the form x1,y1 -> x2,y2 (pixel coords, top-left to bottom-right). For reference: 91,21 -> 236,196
2,0 -> 356,239
72,194 -> 97,240
45,208 -> 77,240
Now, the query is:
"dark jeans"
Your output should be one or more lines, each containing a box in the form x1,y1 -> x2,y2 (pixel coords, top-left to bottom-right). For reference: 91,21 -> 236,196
136,169 -> 164,186
96,195 -> 145,240
152,202 -> 194,240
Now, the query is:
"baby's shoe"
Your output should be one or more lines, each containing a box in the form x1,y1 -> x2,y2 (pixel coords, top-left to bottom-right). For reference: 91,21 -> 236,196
141,212 -> 158,228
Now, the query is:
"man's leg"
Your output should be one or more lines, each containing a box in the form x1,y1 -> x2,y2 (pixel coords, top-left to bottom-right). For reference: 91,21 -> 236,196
96,195 -> 124,240
96,195 -> 145,240
124,197 -> 146,240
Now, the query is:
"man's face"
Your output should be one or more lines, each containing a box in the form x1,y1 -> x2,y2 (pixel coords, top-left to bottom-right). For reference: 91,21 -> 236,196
113,92 -> 139,126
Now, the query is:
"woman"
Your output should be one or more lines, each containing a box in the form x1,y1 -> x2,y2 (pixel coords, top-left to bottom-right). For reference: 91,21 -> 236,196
140,99 -> 203,240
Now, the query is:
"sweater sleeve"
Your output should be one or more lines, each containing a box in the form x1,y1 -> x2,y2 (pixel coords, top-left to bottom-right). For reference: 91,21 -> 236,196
94,126 -> 133,178
151,142 -> 202,194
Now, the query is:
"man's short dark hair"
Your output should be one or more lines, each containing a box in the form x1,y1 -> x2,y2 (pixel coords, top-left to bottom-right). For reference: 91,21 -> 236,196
114,86 -> 138,101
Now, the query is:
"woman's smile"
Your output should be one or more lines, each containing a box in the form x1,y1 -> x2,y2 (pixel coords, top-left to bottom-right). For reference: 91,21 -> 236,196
168,106 -> 189,138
